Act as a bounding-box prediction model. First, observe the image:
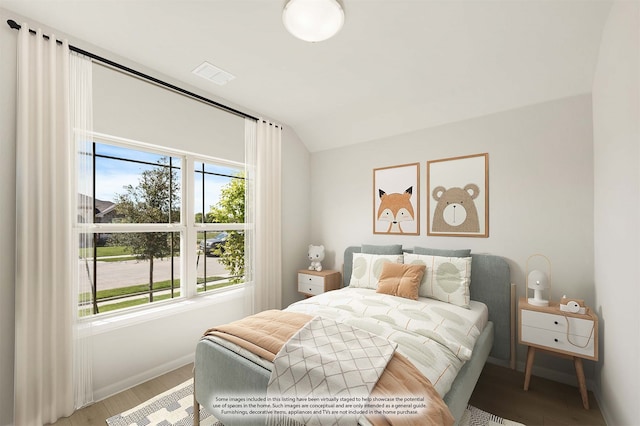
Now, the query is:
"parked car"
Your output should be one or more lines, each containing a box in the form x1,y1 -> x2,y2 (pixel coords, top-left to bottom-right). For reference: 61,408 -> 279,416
199,232 -> 228,256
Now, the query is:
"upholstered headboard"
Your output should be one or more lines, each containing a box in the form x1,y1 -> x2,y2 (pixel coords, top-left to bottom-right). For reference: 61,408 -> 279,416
342,246 -> 514,365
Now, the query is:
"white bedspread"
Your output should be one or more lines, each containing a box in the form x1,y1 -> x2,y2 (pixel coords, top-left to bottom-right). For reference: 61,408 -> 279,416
284,287 -> 483,397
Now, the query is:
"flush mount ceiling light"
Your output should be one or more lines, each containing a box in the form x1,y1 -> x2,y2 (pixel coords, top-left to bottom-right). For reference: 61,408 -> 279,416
282,0 -> 345,42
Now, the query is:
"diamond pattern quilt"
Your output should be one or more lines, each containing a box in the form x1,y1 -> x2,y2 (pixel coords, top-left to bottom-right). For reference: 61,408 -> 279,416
267,316 -> 397,425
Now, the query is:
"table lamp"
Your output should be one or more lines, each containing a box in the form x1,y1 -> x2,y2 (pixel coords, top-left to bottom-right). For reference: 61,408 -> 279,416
526,254 -> 551,307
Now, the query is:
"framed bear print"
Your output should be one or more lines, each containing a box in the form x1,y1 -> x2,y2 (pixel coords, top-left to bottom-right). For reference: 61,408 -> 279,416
373,163 -> 420,235
427,153 -> 488,237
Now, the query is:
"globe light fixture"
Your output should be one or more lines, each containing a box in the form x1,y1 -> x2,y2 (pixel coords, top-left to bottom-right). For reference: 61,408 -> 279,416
282,0 -> 345,42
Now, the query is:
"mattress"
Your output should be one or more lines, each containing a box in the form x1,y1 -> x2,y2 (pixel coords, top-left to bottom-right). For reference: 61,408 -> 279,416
203,287 -> 488,398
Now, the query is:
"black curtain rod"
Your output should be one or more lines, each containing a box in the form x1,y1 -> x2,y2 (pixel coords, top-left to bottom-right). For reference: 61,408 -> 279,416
6,19 -> 260,122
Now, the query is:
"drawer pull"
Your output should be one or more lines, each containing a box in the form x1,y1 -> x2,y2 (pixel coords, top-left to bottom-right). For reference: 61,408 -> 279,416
554,321 -> 559,325
554,338 -> 559,343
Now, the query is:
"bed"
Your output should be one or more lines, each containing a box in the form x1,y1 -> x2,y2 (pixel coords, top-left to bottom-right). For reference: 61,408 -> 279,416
194,246 -> 516,426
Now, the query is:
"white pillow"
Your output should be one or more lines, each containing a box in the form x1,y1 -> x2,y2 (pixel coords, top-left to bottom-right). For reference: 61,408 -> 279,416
349,253 -> 403,289
404,253 -> 472,308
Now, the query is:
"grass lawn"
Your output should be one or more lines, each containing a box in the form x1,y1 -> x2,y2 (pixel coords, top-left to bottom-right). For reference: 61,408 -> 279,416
97,246 -> 130,257
80,246 -> 183,262
80,245 -> 131,259
80,276 -> 239,315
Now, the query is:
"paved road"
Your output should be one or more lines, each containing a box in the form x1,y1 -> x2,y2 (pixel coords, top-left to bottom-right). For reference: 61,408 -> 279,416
91,255 -> 228,290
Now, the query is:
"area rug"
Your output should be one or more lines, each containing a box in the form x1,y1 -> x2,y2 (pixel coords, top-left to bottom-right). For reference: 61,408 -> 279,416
106,379 -> 524,426
106,380 -> 219,426
459,405 -> 524,426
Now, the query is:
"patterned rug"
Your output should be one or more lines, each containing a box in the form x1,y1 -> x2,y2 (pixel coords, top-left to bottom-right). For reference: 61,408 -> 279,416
459,405 -> 524,426
106,379 -> 524,426
106,380 -> 220,426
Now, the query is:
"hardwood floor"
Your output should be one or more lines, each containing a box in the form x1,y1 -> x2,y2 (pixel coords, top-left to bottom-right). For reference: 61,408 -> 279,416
46,363 -> 194,426
48,362 -> 606,426
469,363 -> 607,426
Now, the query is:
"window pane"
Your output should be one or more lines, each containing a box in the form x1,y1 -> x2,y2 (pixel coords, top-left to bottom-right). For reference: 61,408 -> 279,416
94,143 -> 181,224
79,232 -> 181,316
77,233 -> 95,318
196,230 -> 244,292
194,162 -> 244,224
194,161 -> 245,293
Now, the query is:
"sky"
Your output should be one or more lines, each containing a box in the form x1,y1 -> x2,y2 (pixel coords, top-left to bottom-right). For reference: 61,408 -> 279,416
91,143 -> 241,215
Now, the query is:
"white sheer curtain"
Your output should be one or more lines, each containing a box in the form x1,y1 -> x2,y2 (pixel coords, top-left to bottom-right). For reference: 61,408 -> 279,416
14,24 -> 93,424
70,51 -> 94,411
244,118 -> 283,314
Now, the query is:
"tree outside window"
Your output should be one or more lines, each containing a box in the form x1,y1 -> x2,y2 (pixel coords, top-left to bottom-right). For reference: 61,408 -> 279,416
111,157 -> 180,302
208,172 -> 245,282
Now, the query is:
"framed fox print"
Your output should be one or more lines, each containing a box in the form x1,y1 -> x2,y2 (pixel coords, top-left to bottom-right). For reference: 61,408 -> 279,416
427,153 -> 488,237
373,163 -> 419,235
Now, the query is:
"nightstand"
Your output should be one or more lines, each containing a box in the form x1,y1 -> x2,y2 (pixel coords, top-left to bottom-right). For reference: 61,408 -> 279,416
518,297 -> 598,409
297,269 -> 341,297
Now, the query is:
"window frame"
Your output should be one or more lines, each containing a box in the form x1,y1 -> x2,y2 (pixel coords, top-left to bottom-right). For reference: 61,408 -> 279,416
77,132 -> 246,319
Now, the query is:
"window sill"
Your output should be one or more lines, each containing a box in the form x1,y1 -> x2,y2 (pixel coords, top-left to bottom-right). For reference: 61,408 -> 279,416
88,285 -> 246,335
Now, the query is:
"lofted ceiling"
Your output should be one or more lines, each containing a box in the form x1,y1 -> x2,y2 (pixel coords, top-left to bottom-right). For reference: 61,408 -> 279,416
1,1 -> 612,152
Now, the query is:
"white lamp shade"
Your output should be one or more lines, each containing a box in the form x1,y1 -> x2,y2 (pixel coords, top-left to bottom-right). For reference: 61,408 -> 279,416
283,0 -> 345,42
527,269 -> 549,306
527,270 -> 548,290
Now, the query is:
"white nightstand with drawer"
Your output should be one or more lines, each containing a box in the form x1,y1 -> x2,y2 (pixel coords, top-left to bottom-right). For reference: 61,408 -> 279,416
297,269 -> 341,297
518,297 -> 598,409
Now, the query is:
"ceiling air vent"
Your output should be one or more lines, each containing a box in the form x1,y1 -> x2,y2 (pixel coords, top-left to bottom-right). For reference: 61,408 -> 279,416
192,61 -> 236,86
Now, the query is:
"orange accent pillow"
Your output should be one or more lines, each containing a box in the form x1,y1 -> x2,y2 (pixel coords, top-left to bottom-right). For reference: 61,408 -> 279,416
376,262 -> 426,300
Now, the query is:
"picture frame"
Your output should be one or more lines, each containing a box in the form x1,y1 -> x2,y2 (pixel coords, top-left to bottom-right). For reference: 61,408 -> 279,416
373,163 -> 420,235
427,153 -> 488,237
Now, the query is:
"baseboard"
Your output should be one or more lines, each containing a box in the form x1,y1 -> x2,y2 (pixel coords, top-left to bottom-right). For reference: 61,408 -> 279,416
93,353 -> 194,402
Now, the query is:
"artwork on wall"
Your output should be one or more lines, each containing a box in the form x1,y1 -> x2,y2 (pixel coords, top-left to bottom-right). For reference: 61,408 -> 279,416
427,153 -> 488,237
373,163 -> 420,235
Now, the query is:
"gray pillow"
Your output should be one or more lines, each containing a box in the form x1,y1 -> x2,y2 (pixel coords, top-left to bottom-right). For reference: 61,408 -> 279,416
413,246 -> 471,257
361,244 -> 403,255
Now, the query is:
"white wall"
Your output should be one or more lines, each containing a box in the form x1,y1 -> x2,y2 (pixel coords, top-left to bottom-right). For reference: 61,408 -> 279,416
93,64 -> 245,161
281,128 -> 312,307
310,94 -> 596,379
592,2 -> 640,425
0,9 -> 311,424
90,290 -> 246,401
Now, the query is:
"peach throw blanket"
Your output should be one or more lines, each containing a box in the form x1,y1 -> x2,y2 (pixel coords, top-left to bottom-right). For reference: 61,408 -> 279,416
204,310 -> 454,426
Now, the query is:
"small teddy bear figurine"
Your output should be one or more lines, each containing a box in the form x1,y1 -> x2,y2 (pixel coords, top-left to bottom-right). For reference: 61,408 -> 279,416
308,244 -> 325,272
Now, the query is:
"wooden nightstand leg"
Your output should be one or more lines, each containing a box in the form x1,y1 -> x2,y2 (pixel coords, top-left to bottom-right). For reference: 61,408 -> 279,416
574,357 -> 589,409
524,346 -> 536,391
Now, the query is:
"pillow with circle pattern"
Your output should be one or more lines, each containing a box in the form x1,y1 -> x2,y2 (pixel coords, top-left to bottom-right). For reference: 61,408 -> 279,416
404,253 -> 472,308
348,252 -> 403,290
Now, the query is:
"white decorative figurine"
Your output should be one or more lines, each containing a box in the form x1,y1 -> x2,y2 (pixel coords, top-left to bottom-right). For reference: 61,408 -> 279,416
307,244 -> 325,272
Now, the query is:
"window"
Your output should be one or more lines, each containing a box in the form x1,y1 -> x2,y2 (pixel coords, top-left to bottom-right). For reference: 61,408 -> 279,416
77,136 -> 245,317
